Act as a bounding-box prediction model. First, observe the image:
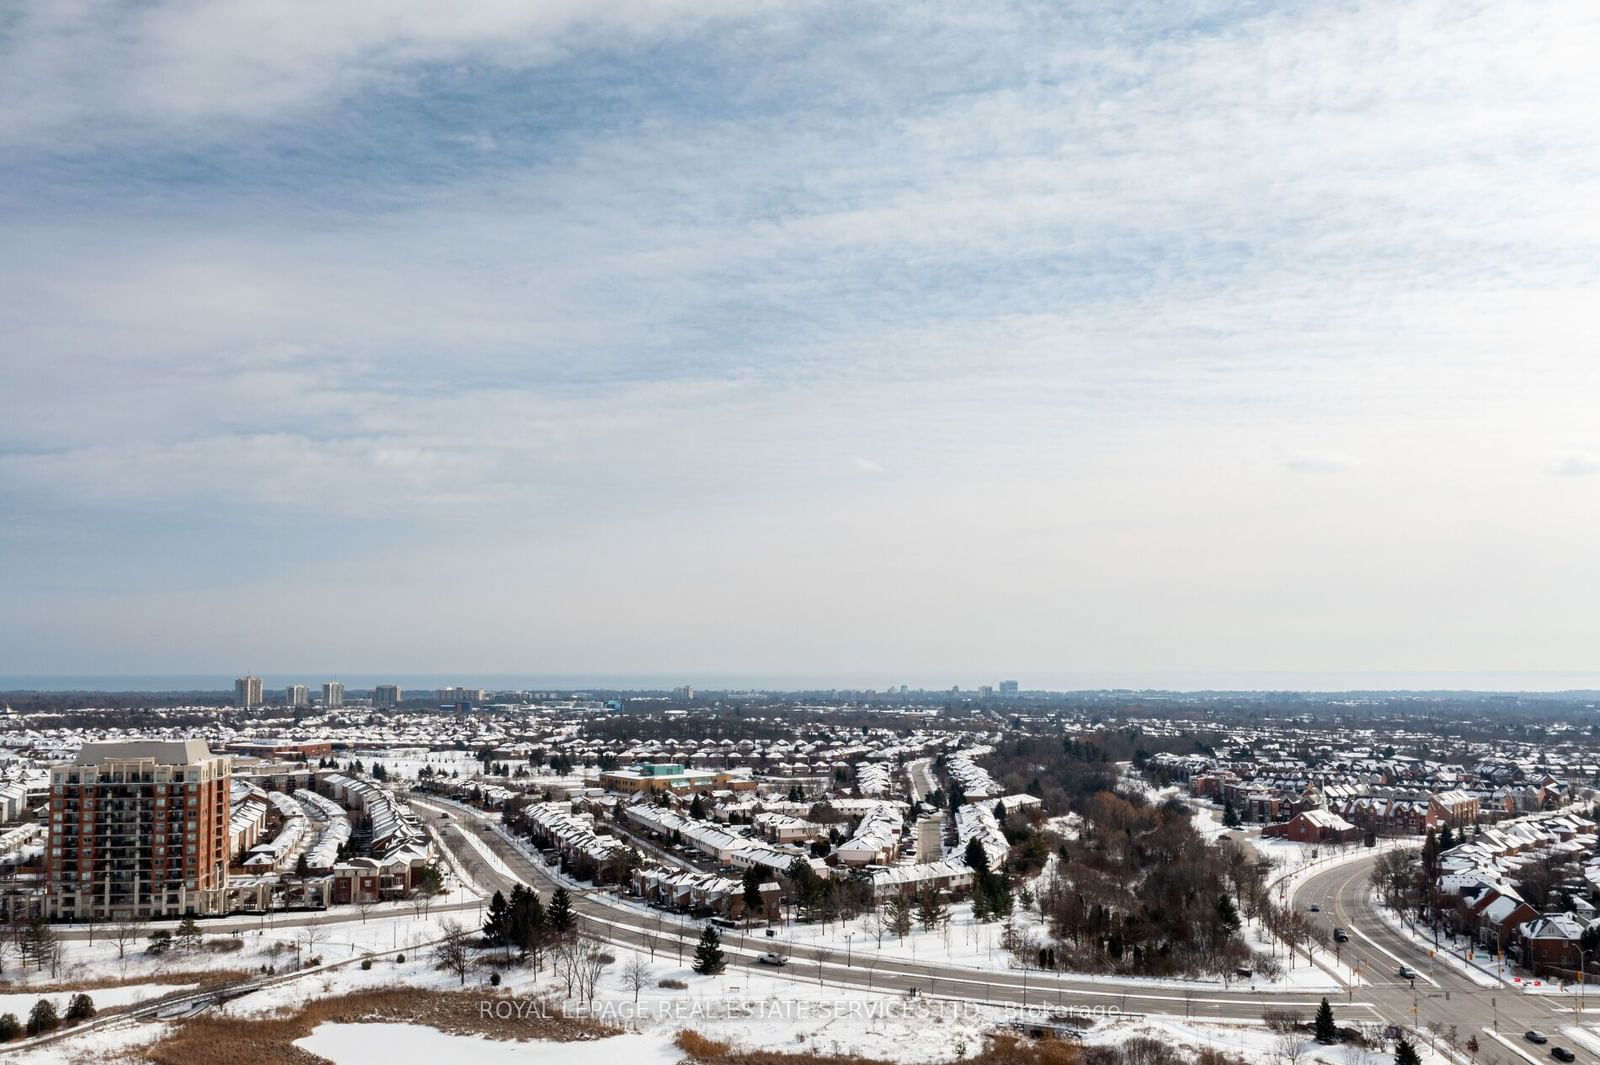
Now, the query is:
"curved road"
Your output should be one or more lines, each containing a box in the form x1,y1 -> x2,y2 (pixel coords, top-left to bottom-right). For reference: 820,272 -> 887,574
415,796 -> 1600,1058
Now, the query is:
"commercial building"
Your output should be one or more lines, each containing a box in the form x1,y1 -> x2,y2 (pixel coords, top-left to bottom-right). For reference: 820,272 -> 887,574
46,740 -> 232,919
597,763 -> 755,795
234,675 -> 263,708
373,684 -> 402,709
322,681 -> 345,708
285,684 -> 310,708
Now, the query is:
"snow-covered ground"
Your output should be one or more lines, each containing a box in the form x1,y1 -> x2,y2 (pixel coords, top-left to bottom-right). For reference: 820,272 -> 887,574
0,980 -> 194,1017
1085,1013 -> 1459,1065
297,1024 -> 678,1065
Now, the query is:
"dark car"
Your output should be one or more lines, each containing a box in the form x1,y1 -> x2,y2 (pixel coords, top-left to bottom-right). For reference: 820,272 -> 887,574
1309,904 -> 1320,912
1525,1031 -> 1548,1044
1333,929 -> 1349,943
1551,1047 -> 1574,1062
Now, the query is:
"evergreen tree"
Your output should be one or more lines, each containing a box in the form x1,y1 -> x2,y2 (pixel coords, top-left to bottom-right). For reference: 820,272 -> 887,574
24,1000 -> 57,1037
1313,997 -> 1337,1044
915,884 -> 947,930
971,879 -> 992,921
1393,1035 -> 1421,1065
176,915 -> 202,953
483,890 -> 510,946
991,875 -> 1014,919
689,794 -> 706,819
742,866 -> 764,917
64,993 -> 95,1023
963,838 -> 991,875
1221,800 -> 1242,829
886,894 -> 912,938
547,887 -> 575,936
1215,894 -> 1241,938
692,926 -> 726,975
0,1013 -> 18,1042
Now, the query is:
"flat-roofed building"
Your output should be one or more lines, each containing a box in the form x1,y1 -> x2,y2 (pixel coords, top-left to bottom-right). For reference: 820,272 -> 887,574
373,684 -> 402,709
322,681 -> 345,708
46,740 -> 232,920
285,684 -> 310,708
234,675 -> 263,708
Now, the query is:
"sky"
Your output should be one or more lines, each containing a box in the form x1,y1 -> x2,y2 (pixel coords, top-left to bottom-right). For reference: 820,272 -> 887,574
2,0 -> 1599,685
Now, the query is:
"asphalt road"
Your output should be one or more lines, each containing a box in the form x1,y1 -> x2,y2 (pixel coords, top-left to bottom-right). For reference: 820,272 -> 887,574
412,797 -> 1600,1059
411,798 -> 1339,1022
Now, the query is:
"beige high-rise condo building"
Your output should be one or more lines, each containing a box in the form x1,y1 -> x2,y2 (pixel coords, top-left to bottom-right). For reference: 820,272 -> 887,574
373,684 -> 402,709
46,740 -> 232,919
322,681 -> 345,708
285,684 -> 310,708
233,675 -> 263,708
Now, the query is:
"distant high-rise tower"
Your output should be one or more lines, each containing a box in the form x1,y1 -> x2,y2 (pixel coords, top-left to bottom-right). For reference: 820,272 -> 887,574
998,679 -> 1019,697
373,684 -> 402,709
285,684 -> 310,708
322,681 -> 345,708
233,675 -> 263,708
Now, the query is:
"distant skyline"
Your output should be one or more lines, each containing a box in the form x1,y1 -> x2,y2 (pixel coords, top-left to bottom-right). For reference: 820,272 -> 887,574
9,671 -> 1600,696
4,2 -> 1599,676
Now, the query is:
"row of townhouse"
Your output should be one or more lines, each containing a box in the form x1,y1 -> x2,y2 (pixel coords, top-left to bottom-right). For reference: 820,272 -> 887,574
954,803 -> 1009,869
518,800 -> 636,881
834,803 -> 905,866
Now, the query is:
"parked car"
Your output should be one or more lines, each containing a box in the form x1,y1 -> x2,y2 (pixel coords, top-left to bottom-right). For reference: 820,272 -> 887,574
757,952 -> 788,966
1551,1047 -> 1574,1062
1525,1031 -> 1548,1044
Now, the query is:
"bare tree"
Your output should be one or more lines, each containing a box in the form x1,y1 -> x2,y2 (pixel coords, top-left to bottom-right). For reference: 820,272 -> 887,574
432,919 -> 473,986
296,924 -> 328,966
110,920 -> 145,960
813,945 -> 834,987
622,954 -> 652,1004
1272,1033 -> 1305,1065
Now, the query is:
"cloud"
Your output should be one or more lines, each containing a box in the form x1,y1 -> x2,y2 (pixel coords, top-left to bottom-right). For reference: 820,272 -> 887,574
3,0 -> 1600,673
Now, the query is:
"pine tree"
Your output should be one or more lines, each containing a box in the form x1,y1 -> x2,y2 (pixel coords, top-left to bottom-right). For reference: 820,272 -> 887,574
1393,1035 -> 1420,1065
1215,894 -> 1241,938
64,993 -> 95,1023
971,877 -> 992,921
886,894 -> 912,938
964,838 -> 991,875
692,926 -> 726,975
483,890 -> 510,946
1313,997 -> 1336,1044
1222,800 -> 1242,829
0,1013 -> 18,1041
548,887 -> 575,936
742,866 -> 764,916
915,884 -> 947,930
25,1000 -> 57,1037
176,915 -> 202,953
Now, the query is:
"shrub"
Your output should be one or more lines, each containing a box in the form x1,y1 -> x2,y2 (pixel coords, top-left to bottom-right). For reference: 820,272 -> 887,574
361,959 -> 373,971
657,977 -> 688,989
65,994 -> 95,1023
489,972 -> 501,986
395,953 -> 405,963
25,1000 -> 58,1037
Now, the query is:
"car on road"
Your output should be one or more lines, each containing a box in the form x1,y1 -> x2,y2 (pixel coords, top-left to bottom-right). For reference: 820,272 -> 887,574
1525,1031 -> 1548,1044
1395,965 -> 1416,980
757,952 -> 788,966
1309,904 -> 1320,912
1550,1047 -> 1574,1062
1333,928 -> 1349,943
